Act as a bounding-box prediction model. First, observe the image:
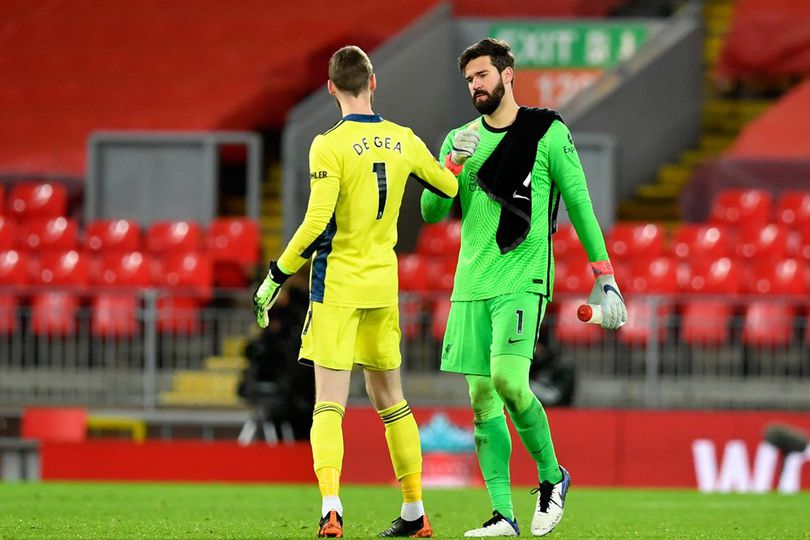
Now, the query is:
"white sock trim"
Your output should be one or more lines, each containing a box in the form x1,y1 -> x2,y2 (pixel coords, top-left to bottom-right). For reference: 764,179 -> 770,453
401,501 -> 424,521
322,495 -> 343,517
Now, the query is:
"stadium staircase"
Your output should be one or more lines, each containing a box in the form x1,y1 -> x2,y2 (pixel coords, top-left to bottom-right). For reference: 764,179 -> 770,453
617,0 -> 774,223
160,335 -> 248,408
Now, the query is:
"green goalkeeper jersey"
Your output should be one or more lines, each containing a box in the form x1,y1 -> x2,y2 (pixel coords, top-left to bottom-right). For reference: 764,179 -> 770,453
422,117 -> 608,302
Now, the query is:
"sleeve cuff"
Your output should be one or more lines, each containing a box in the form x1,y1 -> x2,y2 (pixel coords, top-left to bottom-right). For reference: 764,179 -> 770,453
444,153 -> 463,176
591,260 -> 614,277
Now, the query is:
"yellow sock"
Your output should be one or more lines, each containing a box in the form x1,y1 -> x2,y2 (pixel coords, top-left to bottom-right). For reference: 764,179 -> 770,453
400,473 -> 423,503
378,400 -> 423,502
311,401 -> 345,498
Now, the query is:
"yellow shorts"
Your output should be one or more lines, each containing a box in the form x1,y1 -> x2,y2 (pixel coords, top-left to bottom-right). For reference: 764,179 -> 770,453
299,301 -> 402,371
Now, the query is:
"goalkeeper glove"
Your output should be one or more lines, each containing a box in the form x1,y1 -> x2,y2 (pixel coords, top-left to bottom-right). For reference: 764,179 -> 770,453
253,261 -> 292,328
587,261 -> 627,330
450,123 -> 480,166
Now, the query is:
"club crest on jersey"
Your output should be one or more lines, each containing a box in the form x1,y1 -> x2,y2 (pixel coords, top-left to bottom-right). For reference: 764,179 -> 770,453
352,136 -> 402,156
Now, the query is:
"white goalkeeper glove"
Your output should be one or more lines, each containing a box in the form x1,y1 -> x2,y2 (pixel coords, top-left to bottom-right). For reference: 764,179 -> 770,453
253,261 -> 292,328
587,261 -> 627,330
450,123 -> 480,166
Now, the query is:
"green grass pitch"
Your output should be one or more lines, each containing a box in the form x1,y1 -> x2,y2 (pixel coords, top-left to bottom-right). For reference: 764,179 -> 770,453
1,483 -> 809,539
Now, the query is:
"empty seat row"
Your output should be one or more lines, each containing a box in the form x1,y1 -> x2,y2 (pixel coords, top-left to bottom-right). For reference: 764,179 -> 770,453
0,216 -> 259,287
555,221 -> 810,264
0,249 -> 211,293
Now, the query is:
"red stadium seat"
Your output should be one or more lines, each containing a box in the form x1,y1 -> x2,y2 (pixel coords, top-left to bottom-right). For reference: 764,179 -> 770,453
205,217 -> 260,287
431,297 -> 452,341
154,252 -> 212,333
624,257 -> 678,294
743,303 -> 795,347
671,224 -> 733,261
795,224 -> 810,262
29,250 -> 88,336
606,223 -> 664,260
399,295 -> 423,339
84,219 -> 141,254
31,292 -> 81,336
735,224 -> 788,261
398,253 -> 429,292
682,257 -> 741,294
741,260 -> 803,348
709,189 -> 771,229
18,217 -> 77,252
775,191 -> 810,228
7,182 -> 68,220
618,298 -> 671,346
553,258 -> 592,294
681,302 -> 734,345
21,407 -> 87,442
90,252 -> 152,338
426,257 -> 456,292
29,250 -> 89,287
680,257 -> 741,347
92,294 -> 139,337
94,252 -> 152,288
146,220 -> 202,255
747,258 -> 803,295
0,216 -> 17,250
553,224 -> 587,263
0,250 -> 27,333
416,220 -> 461,257
554,298 -> 603,344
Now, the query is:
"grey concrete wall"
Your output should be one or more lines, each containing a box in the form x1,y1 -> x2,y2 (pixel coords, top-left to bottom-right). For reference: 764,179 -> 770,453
563,7 -> 703,201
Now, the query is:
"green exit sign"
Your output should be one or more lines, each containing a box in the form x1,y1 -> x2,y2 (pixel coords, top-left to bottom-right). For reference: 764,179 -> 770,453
491,22 -> 649,69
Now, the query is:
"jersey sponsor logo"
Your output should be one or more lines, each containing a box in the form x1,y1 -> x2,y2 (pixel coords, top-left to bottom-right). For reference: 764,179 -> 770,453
352,136 -> 402,156
310,170 -> 328,180
507,337 -> 526,344
564,145 -> 577,154
467,170 -> 481,192
512,190 -> 529,201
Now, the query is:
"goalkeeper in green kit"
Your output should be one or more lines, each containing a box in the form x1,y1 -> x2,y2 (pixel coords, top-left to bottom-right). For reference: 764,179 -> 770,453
422,38 -> 627,537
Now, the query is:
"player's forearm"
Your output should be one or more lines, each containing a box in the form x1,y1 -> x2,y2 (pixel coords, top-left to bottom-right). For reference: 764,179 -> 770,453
567,201 -> 609,262
421,189 -> 453,224
277,182 -> 339,273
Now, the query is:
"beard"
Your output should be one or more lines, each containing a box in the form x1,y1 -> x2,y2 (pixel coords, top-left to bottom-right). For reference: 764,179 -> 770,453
472,79 -> 505,115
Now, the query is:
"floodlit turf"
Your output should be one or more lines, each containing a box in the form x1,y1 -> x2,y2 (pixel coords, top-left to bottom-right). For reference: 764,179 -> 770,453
1,483 -> 809,539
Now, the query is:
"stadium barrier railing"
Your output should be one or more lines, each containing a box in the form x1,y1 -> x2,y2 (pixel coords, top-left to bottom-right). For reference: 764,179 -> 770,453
1,289 -> 808,410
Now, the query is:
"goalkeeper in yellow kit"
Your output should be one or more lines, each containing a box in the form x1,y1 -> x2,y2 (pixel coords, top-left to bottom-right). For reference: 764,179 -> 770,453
253,45 -> 458,538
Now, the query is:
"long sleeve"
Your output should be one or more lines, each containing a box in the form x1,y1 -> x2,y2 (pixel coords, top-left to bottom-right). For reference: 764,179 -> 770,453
420,131 -> 456,223
277,136 -> 341,274
547,121 -> 609,262
409,130 -> 458,199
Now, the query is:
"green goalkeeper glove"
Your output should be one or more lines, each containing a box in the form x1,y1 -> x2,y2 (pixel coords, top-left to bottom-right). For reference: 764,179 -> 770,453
587,261 -> 627,330
253,261 -> 292,328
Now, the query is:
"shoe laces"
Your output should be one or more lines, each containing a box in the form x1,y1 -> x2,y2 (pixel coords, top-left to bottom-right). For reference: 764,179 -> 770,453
531,481 -> 556,513
482,511 -> 508,528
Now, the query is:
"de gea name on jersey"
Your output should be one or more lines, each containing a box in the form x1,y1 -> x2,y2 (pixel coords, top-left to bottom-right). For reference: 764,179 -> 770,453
352,136 -> 402,156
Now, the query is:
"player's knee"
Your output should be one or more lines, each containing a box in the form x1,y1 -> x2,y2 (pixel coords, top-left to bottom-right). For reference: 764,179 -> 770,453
492,374 -> 527,412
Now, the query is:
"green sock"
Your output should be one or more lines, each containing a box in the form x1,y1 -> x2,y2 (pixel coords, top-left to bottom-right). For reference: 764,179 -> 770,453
473,415 -> 514,520
508,397 -> 562,484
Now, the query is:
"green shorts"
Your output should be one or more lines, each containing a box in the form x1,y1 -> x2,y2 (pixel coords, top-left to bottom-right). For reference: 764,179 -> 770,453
440,292 -> 547,376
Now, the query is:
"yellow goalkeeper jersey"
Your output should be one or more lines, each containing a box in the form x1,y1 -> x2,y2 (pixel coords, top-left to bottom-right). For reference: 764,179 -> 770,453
278,113 -> 459,307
